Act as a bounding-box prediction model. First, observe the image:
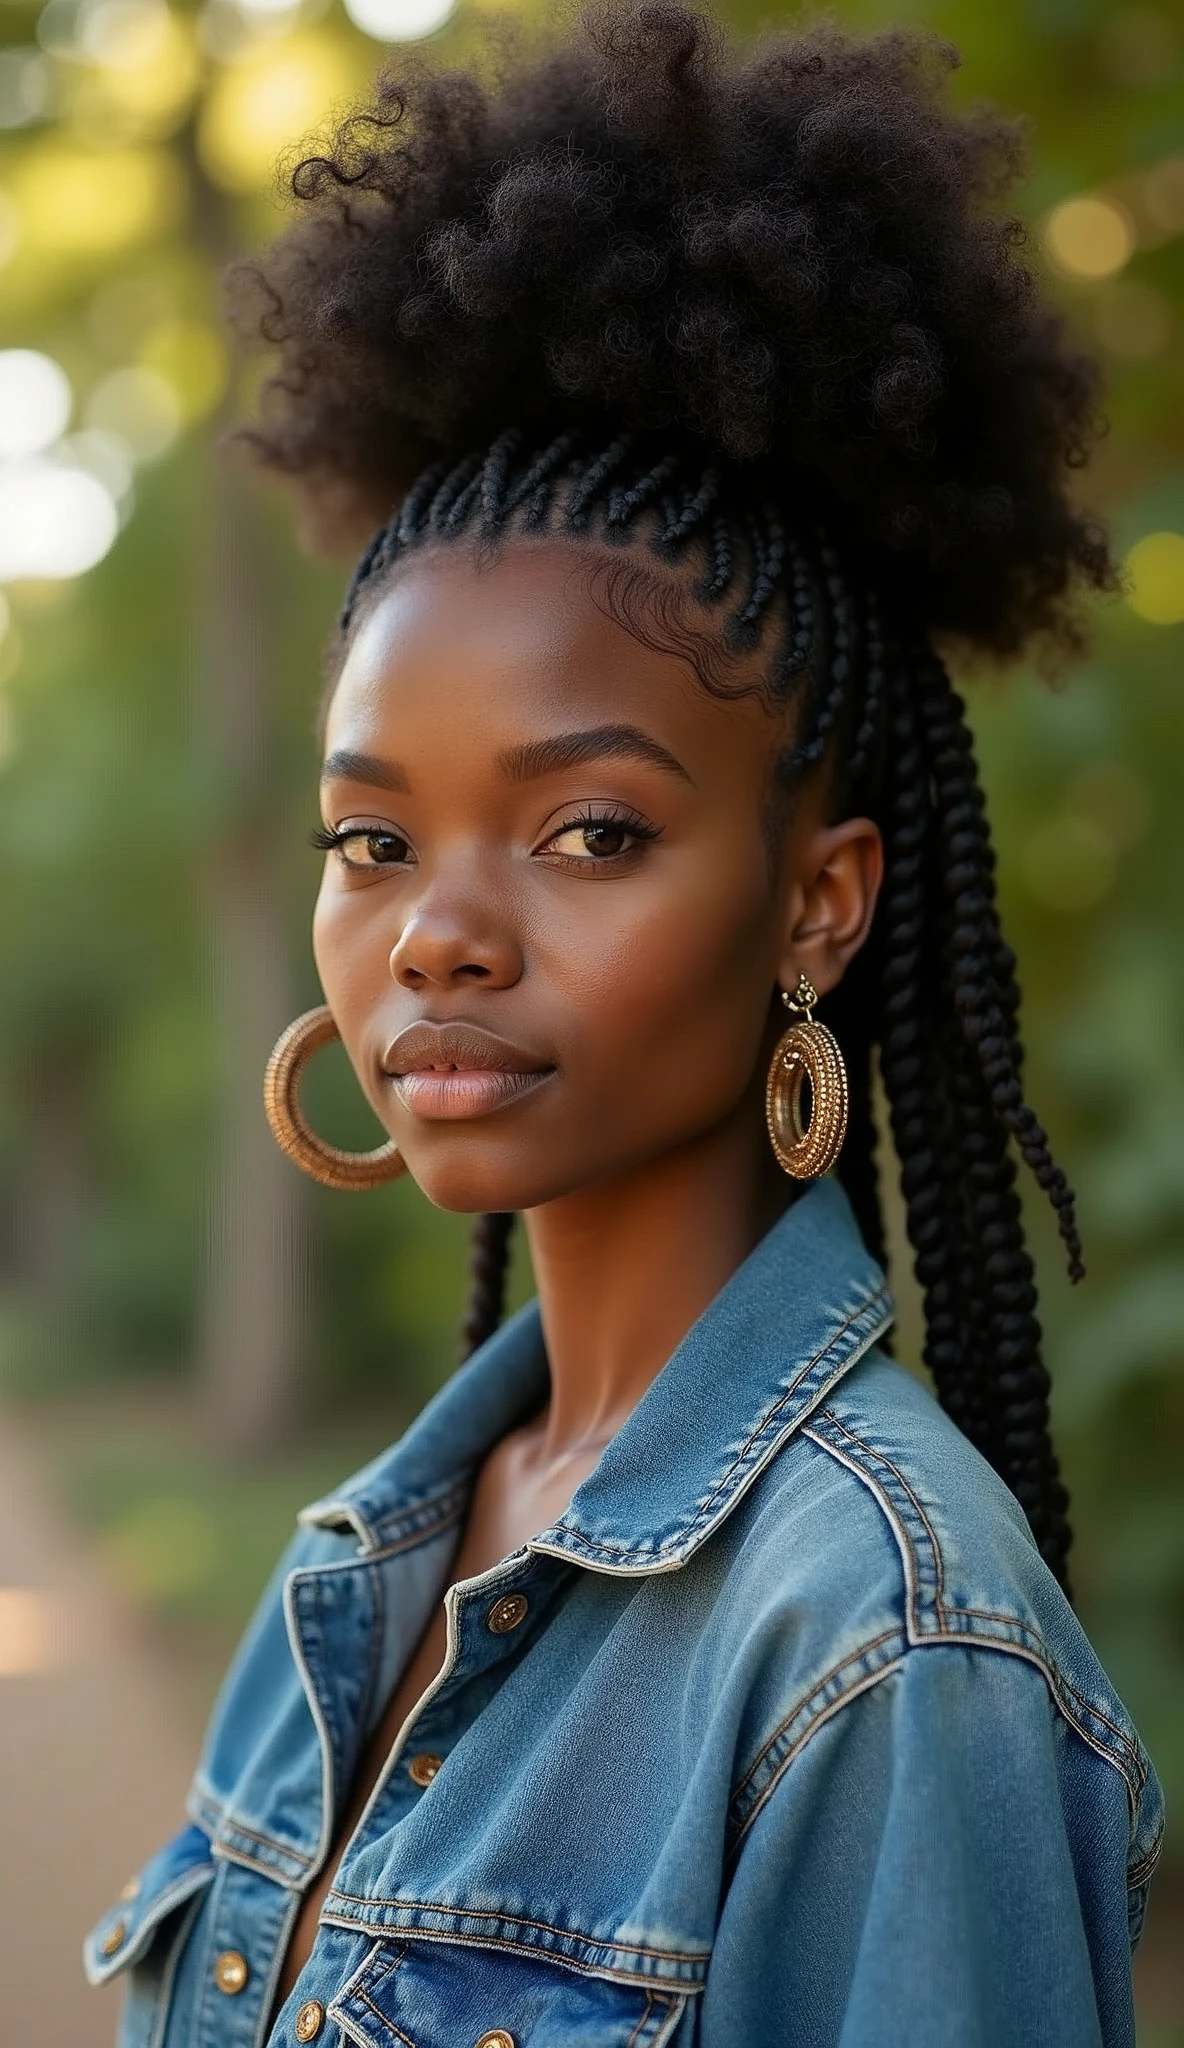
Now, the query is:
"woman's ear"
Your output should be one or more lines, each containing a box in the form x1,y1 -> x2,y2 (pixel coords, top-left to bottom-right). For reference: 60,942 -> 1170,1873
775,817 -> 884,999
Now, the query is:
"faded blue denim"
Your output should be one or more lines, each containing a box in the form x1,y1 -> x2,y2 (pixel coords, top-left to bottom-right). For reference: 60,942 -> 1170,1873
85,1177 -> 1163,2047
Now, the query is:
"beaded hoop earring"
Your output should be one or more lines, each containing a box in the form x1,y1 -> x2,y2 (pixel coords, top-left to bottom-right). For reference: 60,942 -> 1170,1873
765,974 -> 849,1180
263,1005 -> 406,1191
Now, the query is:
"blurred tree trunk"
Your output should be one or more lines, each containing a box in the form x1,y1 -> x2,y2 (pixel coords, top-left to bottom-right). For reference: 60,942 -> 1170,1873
194,451 -> 310,1456
185,124 -> 312,1457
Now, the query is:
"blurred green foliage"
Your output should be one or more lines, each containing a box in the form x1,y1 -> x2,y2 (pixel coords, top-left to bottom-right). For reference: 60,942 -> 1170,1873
0,0 -> 1181,1903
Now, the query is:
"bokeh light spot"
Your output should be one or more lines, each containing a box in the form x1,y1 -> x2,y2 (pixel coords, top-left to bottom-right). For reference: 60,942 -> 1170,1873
0,47 -> 53,130
0,459 -> 119,580
12,142 -> 185,256
1125,532 -> 1184,625
78,0 -> 172,69
1044,195 -> 1135,280
0,190 -> 19,267
60,428 -> 136,517
0,1588 -> 66,1675
197,33 -> 358,192
343,0 -> 456,42
70,0 -> 200,143
0,349 -> 71,457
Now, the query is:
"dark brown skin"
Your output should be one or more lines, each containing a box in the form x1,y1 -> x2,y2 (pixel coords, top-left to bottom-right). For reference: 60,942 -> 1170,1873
273,540 -> 882,2006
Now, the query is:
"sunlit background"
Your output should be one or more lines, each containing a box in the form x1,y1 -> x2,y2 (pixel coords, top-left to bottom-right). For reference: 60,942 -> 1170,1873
0,0 -> 1181,2040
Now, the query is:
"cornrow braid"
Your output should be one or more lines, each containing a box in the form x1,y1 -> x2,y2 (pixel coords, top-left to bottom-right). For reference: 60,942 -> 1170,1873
337,427 -> 1081,1595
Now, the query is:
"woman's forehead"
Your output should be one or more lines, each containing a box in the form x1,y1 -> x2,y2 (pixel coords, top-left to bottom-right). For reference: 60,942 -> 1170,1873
328,539 -> 785,765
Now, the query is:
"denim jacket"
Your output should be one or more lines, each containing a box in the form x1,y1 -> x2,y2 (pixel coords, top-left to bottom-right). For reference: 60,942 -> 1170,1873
85,1178 -> 1163,2048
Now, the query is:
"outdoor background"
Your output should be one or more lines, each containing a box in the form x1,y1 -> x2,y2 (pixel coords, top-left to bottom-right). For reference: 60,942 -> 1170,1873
0,0 -> 1180,2039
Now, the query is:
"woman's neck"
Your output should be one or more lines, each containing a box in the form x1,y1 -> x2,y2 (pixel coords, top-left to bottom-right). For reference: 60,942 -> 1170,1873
521,1091 -> 792,1465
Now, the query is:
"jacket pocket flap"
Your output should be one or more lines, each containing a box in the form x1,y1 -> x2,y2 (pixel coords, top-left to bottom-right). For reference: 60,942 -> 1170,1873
329,1938 -> 688,2048
83,1823 -> 215,1986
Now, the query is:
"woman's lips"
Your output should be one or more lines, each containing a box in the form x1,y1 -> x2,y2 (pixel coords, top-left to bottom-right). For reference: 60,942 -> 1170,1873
382,1020 -> 555,1122
392,1067 -> 553,1120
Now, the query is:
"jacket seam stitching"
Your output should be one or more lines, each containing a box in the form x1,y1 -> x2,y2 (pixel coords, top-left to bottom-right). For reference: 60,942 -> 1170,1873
211,1841 -> 302,1889
626,1994 -> 656,2048
188,1789 -> 314,1870
728,1656 -> 906,1859
730,1625 -> 903,1807
321,1893 -> 705,1963
811,1408 -> 947,1622
694,1284 -> 891,1520
944,1607 -> 1146,1781
318,1917 -> 707,1991
553,1284 -> 891,1561
302,1481 -> 469,1555
147,1889 -> 208,2048
354,1986 -> 417,2047
805,1419 -> 1147,1797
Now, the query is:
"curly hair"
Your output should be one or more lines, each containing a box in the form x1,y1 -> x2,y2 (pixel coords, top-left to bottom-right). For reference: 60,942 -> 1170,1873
230,3 -> 1112,1595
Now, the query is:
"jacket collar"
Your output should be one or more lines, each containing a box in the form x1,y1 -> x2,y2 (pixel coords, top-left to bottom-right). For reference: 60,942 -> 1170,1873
300,1177 -> 893,1574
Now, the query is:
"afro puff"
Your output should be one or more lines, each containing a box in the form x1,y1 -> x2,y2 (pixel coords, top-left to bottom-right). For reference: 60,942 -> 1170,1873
228,1 -> 1113,656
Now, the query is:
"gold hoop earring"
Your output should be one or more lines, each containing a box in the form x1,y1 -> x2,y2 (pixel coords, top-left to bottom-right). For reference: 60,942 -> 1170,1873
263,1005 -> 406,1192
765,974 -> 849,1180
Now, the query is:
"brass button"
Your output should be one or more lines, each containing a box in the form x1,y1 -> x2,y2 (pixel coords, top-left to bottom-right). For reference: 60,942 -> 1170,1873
486,1592 -> 528,1634
407,1751 -> 442,1787
294,2000 -> 326,2042
118,1874 -> 141,1903
213,1949 -> 250,1995
474,2034 -> 516,2048
99,1918 -> 127,1957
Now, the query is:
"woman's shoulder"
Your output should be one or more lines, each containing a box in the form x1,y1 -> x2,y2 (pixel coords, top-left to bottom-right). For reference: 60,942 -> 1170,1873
718,1344 -> 1154,1824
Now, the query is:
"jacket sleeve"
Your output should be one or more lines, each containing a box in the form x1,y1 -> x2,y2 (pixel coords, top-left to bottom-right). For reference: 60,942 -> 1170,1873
697,1641 -> 1140,2048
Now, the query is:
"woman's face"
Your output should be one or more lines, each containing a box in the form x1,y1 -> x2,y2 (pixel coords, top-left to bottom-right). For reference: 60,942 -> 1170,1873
314,540 -> 880,1214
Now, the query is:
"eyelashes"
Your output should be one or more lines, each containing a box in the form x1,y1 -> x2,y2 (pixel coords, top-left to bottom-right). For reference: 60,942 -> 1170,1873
309,803 -> 663,874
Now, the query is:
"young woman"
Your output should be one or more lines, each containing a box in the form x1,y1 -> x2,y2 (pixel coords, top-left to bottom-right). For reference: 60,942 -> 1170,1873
85,8 -> 1162,2044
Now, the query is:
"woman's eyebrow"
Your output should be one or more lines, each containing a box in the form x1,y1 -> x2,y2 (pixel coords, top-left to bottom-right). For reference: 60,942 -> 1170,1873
320,748 -> 410,792
498,724 -> 694,786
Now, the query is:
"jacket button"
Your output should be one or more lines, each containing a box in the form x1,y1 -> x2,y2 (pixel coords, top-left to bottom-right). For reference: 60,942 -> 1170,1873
99,1918 -> 127,1957
486,1592 -> 528,1634
475,2034 -> 516,2048
213,1949 -> 250,1994
294,2000 -> 326,2041
407,1752 -> 442,1787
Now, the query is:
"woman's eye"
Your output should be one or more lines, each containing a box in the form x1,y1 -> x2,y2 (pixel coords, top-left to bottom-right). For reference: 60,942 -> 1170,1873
347,831 -> 411,867
311,824 -> 413,869
543,815 -> 654,862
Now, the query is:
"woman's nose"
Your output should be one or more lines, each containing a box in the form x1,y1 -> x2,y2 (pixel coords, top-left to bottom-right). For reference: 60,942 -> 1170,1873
389,890 -> 522,992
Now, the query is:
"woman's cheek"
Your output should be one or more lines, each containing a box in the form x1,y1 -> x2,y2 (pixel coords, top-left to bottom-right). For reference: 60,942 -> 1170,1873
312,878 -> 395,1051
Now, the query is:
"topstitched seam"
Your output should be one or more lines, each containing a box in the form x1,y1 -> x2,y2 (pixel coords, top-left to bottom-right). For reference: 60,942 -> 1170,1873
318,1920 -> 708,1993
354,1985 -> 417,2048
322,1893 -> 708,1965
625,1993 -> 657,2048
813,1407 -> 947,1619
730,1625 -> 903,1806
556,1285 -> 891,1560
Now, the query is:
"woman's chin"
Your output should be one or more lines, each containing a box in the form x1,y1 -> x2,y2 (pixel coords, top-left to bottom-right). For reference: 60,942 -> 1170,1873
401,1148 -> 598,1217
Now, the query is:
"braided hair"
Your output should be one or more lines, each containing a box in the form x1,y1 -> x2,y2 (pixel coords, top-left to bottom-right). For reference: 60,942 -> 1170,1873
229,5 -> 1115,1595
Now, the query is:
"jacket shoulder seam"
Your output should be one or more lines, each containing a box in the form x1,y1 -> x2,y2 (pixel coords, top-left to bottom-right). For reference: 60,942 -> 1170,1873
727,1629 -> 1150,1868
797,1416 -> 1148,1811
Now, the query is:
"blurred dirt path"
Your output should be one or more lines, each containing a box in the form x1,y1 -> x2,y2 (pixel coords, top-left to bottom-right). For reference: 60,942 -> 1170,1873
0,1408 -> 195,2048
